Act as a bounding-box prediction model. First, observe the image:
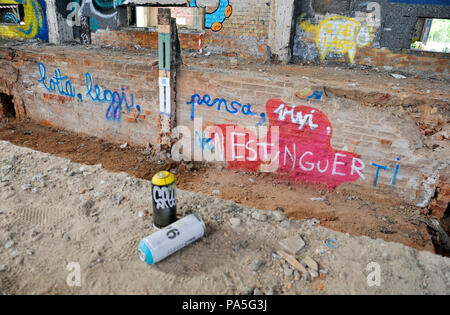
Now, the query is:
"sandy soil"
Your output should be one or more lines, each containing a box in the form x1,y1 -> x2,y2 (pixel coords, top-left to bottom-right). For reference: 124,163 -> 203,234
0,140 -> 449,295
0,120 -> 435,253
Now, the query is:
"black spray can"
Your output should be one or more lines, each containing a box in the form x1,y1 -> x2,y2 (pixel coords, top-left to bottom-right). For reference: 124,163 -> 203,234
152,171 -> 177,228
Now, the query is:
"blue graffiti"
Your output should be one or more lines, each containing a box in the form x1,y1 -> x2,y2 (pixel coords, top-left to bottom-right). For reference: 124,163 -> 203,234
188,0 -> 232,31
90,16 -> 100,33
85,72 -> 141,121
37,62 -> 141,122
188,94 -> 266,127
371,157 -> 400,187
4,12 -> 19,24
307,91 -> 323,100
195,131 -> 214,151
38,62 -> 76,98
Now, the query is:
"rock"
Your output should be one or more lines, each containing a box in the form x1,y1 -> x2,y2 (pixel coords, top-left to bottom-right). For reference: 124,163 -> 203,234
113,194 -> 125,205
62,233 -> 71,242
270,211 -> 286,222
279,236 -> 305,255
120,142 -> 128,149
26,249 -> 34,256
284,267 -> 293,278
0,265 -> 7,272
212,190 -> 220,195
248,259 -> 263,272
241,286 -> 253,295
0,210 -> 4,215
309,269 -> 319,279
229,217 -> 241,228
4,240 -> 15,249
380,226 -> 397,234
30,229 -> 39,237
280,220 -> 290,229
319,269 -> 328,275
310,218 -> 321,226
302,256 -> 319,271
253,288 -> 264,295
251,211 -> 268,222
11,250 -> 20,258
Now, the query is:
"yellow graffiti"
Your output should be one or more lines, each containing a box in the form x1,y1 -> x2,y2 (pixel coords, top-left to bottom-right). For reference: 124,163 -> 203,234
299,13 -> 317,33
0,0 -> 48,40
300,15 -> 373,63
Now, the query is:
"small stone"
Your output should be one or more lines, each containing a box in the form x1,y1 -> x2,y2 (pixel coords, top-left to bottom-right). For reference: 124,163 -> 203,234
0,265 -> 7,272
251,211 -> 267,222
284,267 -> 293,278
253,288 -> 263,295
270,211 -> 286,222
279,236 -> 305,255
0,210 -> 3,215
319,269 -> 328,275
212,190 -> 220,195
249,259 -> 263,272
11,250 -> 20,258
302,256 -> 319,271
26,249 -> 34,256
294,271 -> 300,280
4,240 -> 15,249
229,217 -> 241,228
241,286 -> 253,295
309,269 -> 319,279
62,233 -> 71,242
113,194 -> 125,205
30,229 -> 39,237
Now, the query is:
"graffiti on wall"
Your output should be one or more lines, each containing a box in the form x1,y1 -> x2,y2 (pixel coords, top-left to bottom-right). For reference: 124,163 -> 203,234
300,15 -> 374,63
66,0 -> 123,29
0,0 -> 48,41
188,93 -> 266,126
187,0 -> 232,32
36,62 -> 141,121
199,99 -> 365,188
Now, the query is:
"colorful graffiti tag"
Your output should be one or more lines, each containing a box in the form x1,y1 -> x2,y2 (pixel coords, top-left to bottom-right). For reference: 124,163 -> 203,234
300,15 -> 374,63
0,0 -> 48,41
203,99 -> 365,188
37,62 -> 141,121
67,0 -> 123,28
187,0 -> 232,32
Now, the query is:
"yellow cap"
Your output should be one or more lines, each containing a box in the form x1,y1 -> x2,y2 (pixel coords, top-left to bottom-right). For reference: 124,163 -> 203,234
152,171 -> 176,186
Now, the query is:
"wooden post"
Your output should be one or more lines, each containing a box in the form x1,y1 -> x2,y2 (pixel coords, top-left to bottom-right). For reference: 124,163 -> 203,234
157,8 -> 180,150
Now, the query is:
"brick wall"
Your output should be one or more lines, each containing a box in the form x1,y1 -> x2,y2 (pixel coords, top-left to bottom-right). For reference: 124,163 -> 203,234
355,48 -> 450,80
0,45 -> 448,207
90,0 -> 270,60
176,62 -> 449,206
0,46 -> 161,147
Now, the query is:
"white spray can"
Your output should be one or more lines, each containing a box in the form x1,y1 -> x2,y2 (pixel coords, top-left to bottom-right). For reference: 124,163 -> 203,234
138,214 -> 206,264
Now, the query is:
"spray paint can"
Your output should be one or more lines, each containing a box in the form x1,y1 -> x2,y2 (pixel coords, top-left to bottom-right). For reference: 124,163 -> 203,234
151,171 -> 177,229
138,214 -> 206,264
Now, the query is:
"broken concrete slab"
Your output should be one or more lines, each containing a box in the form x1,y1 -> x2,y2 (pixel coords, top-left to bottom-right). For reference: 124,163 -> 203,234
279,236 -> 306,255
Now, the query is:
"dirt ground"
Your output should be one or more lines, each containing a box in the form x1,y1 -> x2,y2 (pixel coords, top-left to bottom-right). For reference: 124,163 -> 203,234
0,139 -> 449,295
0,119 -> 436,253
